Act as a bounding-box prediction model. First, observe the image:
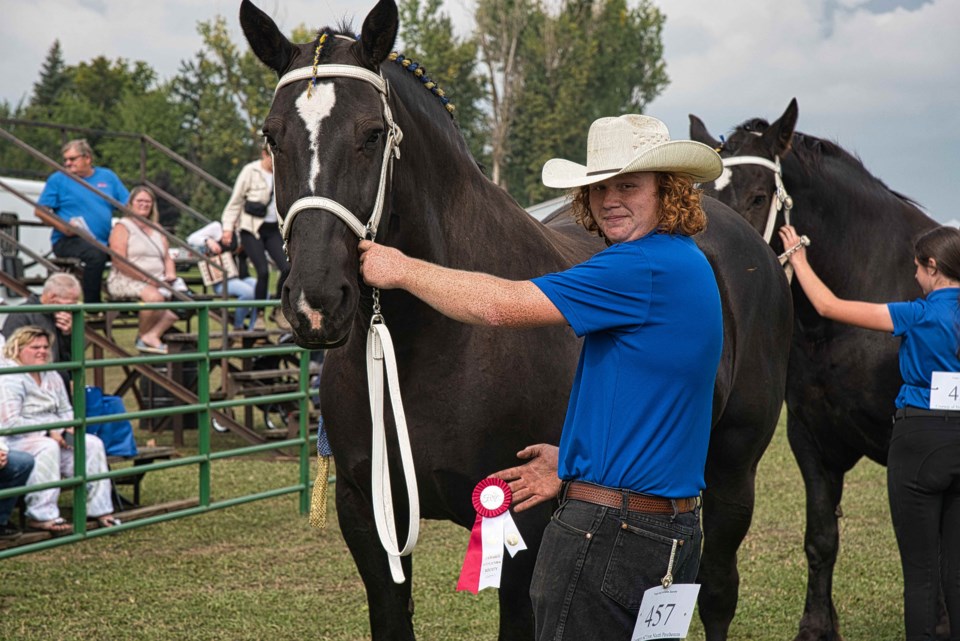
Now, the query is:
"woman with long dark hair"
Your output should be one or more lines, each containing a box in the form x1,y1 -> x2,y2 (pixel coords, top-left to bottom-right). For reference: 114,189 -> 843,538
780,223 -> 960,641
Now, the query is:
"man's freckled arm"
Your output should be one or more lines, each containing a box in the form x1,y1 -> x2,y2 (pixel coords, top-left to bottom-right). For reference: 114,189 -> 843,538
358,240 -> 566,328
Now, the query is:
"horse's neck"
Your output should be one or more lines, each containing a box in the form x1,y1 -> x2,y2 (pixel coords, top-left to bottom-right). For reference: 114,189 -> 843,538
388,106 -> 578,277
783,154 -> 936,296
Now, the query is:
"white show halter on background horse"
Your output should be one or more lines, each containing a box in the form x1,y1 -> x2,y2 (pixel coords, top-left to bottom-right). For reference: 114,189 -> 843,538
273,59 -> 419,585
720,155 -> 808,272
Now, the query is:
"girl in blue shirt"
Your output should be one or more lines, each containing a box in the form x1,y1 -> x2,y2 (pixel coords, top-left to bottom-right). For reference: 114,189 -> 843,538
781,223 -> 960,641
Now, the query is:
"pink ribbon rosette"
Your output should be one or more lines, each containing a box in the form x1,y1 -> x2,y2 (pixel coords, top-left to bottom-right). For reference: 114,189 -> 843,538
456,478 -> 527,594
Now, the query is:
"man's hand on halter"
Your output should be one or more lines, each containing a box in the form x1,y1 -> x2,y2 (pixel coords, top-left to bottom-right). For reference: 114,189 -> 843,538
490,444 -> 561,512
358,240 -> 408,289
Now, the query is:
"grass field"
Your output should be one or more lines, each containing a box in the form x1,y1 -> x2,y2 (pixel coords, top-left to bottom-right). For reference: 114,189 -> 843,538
0,407 -> 903,640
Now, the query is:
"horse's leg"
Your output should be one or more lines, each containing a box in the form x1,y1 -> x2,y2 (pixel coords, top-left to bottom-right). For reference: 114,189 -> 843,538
697,417 -> 773,641
787,409 -> 855,641
336,476 -> 416,641
496,507 -> 549,641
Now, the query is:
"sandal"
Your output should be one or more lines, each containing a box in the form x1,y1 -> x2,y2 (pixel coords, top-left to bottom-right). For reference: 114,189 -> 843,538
135,337 -> 169,355
27,517 -> 73,534
96,515 -> 121,528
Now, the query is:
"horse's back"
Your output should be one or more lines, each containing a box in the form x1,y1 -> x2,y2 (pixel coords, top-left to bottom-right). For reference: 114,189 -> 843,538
696,197 -> 791,449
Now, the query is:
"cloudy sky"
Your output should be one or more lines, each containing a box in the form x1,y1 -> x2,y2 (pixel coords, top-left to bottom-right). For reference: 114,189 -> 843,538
1,0 -> 956,223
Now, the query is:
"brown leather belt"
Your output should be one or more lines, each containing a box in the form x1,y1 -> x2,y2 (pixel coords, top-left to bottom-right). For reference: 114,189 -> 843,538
565,481 -> 697,515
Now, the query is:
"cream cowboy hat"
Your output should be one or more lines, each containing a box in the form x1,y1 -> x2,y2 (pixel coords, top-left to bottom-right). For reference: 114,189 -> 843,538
541,114 -> 723,189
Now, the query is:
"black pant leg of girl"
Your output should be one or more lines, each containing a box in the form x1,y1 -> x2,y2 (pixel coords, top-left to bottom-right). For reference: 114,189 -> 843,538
888,416 -> 960,641
240,229 -> 270,301
260,223 -> 290,299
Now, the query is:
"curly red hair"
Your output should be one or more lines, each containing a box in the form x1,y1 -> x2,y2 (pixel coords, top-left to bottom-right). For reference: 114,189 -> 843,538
570,172 -> 707,240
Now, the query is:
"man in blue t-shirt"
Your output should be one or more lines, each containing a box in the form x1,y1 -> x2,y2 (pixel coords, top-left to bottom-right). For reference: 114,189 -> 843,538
35,139 -> 129,304
358,115 -> 724,640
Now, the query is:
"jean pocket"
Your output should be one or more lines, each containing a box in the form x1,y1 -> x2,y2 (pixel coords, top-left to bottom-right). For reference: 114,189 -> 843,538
601,520 -> 694,610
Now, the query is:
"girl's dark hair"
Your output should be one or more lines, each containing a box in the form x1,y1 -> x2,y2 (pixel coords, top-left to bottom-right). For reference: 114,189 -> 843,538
915,226 -> 960,282
915,226 -> 960,357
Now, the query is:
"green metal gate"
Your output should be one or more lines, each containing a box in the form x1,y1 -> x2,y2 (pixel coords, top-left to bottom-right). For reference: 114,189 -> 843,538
0,299 -> 317,559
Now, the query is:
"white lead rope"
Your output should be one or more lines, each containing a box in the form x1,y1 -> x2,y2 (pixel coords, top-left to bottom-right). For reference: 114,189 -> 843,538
368,304 -> 420,584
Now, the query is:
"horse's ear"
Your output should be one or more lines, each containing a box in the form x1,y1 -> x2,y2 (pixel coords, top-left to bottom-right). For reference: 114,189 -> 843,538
762,98 -> 799,156
240,0 -> 294,76
359,0 -> 399,68
689,115 -> 722,150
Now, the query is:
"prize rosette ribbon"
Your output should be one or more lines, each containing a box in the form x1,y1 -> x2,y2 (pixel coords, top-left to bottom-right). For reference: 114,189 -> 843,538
456,478 -> 527,594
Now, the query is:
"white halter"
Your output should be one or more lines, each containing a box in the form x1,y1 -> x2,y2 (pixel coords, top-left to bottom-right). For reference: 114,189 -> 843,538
721,155 -> 808,275
721,155 -> 793,244
274,63 -> 403,245
273,61 -> 418,586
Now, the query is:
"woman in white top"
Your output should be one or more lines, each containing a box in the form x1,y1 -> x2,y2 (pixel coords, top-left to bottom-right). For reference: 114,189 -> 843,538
0,326 -> 117,533
220,146 -> 291,329
106,186 -> 179,354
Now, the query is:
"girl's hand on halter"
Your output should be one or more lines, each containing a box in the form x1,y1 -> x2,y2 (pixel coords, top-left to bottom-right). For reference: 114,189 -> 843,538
358,239 -> 406,289
779,225 -> 809,267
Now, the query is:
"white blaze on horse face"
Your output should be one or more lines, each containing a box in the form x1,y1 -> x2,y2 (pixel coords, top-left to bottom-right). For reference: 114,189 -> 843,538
295,82 -> 337,190
297,291 -> 325,331
715,167 -> 733,192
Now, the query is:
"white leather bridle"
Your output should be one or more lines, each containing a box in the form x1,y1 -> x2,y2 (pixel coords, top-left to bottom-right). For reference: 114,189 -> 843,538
274,63 -> 403,245
720,155 -> 793,245
272,59 -> 418,586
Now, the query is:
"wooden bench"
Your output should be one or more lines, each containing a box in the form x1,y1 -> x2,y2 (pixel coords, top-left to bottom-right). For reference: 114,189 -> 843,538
107,445 -> 177,507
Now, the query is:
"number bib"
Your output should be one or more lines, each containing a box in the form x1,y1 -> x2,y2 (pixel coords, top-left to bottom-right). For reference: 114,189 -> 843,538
930,372 -> 960,410
631,584 -> 700,641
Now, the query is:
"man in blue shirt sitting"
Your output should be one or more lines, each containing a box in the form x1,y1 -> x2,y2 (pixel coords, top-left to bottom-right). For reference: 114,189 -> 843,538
358,114 -> 724,641
0,439 -> 33,539
35,139 -> 129,304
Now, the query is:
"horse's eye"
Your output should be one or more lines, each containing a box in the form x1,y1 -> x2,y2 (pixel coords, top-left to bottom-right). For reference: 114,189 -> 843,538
262,118 -> 284,152
751,194 -> 766,208
364,130 -> 383,151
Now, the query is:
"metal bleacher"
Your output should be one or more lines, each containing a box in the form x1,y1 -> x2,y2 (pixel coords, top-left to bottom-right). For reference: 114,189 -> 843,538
0,119 -> 308,448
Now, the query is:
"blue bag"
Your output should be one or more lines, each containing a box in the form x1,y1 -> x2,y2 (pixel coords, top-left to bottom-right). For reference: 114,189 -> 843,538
84,386 -> 139,457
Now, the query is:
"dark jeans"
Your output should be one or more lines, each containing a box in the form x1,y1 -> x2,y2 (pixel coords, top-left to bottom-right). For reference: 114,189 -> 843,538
240,224 -> 289,301
530,494 -> 702,641
0,449 -> 34,525
53,235 -> 109,304
888,415 -> 960,641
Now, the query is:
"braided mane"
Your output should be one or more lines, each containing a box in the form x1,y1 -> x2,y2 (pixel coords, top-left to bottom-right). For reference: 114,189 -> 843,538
309,28 -> 456,116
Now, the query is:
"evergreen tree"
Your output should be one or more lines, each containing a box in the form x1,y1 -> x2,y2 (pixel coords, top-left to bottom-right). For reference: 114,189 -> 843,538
31,40 -> 68,108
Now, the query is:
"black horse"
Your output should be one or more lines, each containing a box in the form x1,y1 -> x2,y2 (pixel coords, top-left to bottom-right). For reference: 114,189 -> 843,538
240,1 -> 790,638
691,99 -> 940,641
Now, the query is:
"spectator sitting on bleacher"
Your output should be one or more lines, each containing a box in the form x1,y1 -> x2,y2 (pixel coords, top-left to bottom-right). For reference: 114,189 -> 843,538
34,139 -> 130,306
1,273 -> 81,392
186,221 -> 258,330
105,186 -> 179,355
0,326 -> 119,533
